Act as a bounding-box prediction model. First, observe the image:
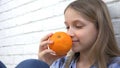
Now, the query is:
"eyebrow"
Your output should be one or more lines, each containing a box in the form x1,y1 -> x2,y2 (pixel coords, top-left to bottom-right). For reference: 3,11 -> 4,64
73,20 -> 83,23
64,18 -> 87,26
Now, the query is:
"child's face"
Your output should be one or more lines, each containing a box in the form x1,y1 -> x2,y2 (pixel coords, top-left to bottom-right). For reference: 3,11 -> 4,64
64,8 -> 98,53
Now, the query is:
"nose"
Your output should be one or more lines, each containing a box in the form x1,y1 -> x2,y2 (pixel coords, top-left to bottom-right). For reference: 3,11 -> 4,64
67,28 -> 74,37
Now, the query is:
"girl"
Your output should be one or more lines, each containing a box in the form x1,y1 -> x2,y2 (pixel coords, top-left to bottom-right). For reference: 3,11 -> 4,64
38,0 -> 120,68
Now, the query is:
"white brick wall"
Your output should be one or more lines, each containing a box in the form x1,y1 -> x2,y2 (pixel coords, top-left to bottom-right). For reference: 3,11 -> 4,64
0,0 -> 120,68
106,0 -> 120,47
0,0 -> 73,68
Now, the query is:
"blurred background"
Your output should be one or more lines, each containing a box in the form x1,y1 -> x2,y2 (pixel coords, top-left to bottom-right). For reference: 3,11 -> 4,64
0,0 -> 120,68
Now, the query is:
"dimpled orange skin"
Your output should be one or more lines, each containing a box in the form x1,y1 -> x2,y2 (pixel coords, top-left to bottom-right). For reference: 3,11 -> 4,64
49,32 -> 72,56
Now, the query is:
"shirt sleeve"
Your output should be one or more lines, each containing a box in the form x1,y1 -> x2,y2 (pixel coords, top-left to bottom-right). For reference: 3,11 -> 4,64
108,62 -> 120,68
108,57 -> 120,68
50,57 -> 66,68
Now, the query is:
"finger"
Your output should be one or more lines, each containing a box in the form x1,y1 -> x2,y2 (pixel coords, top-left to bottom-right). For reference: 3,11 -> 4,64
40,40 -> 53,47
40,33 -> 53,42
39,40 -> 53,52
39,49 -> 56,58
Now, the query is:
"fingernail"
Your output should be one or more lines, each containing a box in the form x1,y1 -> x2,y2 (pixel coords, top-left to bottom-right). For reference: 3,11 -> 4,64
50,50 -> 56,55
51,53 -> 56,55
49,40 -> 53,43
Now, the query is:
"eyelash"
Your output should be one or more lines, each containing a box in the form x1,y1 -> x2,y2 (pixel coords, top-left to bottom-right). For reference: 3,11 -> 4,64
75,26 -> 83,28
66,26 -> 69,29
66,26 -> 82,30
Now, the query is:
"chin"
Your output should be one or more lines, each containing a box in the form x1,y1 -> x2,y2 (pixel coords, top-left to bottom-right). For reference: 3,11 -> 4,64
71,48 -> 79,53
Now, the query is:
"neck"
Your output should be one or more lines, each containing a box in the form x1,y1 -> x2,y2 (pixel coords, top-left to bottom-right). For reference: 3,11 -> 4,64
76,53 -> 92,68
77,53 -> 94,65
78,52 -> 90,63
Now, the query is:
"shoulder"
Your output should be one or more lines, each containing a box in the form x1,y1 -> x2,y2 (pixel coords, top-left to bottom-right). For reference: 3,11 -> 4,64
50,56 -> 67,68
108,56 -> 120,68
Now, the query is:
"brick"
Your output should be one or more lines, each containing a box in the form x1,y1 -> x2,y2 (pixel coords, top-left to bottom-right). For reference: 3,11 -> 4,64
0,21 -> 43,39
107,2 -> 120,18
0,32 -> 41,46
116,36 -> 120,48
103,0 -> 115,3
112,19 -> 120,35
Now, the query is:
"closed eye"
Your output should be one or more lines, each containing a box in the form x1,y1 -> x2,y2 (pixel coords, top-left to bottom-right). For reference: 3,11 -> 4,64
75,26 -> 83,29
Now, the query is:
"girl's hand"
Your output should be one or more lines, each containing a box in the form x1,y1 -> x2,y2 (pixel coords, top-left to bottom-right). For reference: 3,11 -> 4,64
38,33 -> 63,65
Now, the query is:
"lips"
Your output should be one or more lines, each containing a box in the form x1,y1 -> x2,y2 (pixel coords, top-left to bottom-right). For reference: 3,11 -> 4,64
72,40 -> 79,42
72,40 -> 79,46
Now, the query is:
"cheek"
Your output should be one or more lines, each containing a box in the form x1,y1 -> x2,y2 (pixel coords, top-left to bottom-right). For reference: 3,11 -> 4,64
87,33 -> 97,46
76,29 -> 98,45
75,30 -> 89,39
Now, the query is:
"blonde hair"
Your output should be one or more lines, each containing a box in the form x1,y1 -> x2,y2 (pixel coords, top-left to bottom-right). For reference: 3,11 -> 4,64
64,0 -> 120,68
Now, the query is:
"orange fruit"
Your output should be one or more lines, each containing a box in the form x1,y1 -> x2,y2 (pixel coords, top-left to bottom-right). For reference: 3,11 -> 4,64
49,32 -> 72,56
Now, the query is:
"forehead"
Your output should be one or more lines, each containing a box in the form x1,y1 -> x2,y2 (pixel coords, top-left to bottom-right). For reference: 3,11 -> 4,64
65,8 -> 80,18
64,8 -> 87,23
